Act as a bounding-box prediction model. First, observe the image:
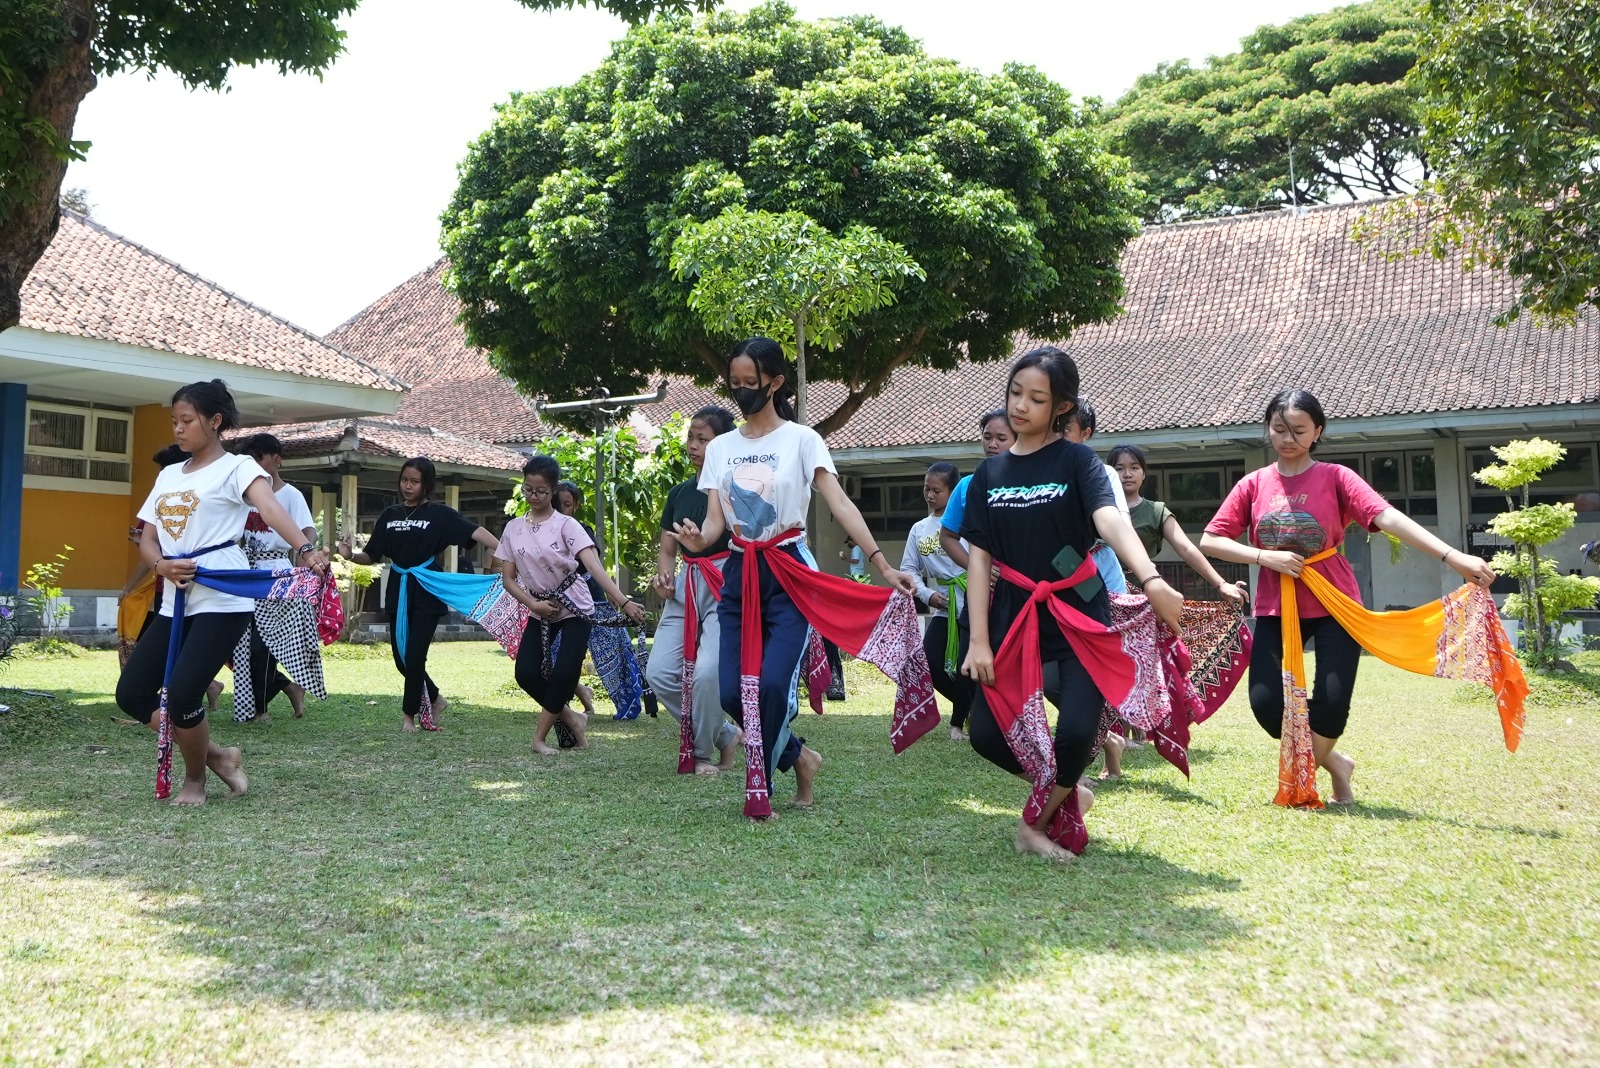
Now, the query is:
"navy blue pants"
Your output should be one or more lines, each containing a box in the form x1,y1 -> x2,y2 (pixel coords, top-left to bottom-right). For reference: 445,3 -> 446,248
717,546 -> 810,784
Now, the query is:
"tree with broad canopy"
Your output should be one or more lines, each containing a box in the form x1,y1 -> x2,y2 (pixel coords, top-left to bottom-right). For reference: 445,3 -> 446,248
1101,0 -> 1427,222
442,1 -> 1139,437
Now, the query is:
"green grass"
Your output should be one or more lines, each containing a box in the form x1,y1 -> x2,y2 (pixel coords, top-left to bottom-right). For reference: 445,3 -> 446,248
1,645 -> 1597,1066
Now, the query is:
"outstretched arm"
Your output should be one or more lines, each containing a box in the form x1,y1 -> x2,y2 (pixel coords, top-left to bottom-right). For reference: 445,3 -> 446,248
1163,515 -> 1247,606
674,493 -> 727,554
1373,507 -> 1495,587
245,477 -> 328,575
577,546 -> 646,624
814,470 -> 916,594
1095,505 -> 1182,637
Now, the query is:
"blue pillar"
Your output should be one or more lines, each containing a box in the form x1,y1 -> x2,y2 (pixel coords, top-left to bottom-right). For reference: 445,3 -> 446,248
0,383 -> 25,595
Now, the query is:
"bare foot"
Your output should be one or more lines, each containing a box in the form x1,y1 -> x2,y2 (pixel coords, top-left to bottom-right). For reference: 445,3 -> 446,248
1096,768 -> 1123,782
286,682 -> 305,719
720,725 -> 742,767
576,684 -> 596,717
1077,782 -> 1095,815
254,712 -> 273,726
532,739 -> 559,755
1015,821 -> 1073,861
792,745 -> 822,807
401,714 -> 418,734
717,729 -> 743,771
1102,732 -> 1125,777
433,695 -> 448,722
171,780 -> 207,806
205,680 -> 222,712
949,726 -> 968,741
1326,751 -> 1356,804
694,761 -> 720,776
209,746 -> 248,797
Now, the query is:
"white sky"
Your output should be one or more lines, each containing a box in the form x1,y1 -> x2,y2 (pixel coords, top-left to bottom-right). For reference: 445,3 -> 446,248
65,0 -> 1343,335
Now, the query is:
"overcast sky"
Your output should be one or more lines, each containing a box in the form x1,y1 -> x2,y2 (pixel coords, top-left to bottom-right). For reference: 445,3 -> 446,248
64,0 -> 1343,335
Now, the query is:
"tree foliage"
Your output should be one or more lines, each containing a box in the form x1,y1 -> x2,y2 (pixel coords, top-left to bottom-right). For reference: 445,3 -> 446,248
507,413 -> 692,587
0,0 -> 718,331
1474,438 -> 1600,667
443,1 -> 1139,436
1102,0 -> 1426,221
1399,0 -> 1600,323
670,207 -> 924,420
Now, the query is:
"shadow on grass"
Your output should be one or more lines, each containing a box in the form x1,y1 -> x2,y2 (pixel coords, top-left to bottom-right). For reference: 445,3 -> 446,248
5,689 -> 1251,1025
1323,800 -> 1562,840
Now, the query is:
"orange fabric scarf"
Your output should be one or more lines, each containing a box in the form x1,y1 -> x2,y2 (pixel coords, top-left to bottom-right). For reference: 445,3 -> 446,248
1275,549 -> 1528,808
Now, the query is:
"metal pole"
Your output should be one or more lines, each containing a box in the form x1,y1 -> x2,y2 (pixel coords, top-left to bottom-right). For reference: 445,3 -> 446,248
535,382 -> 668,581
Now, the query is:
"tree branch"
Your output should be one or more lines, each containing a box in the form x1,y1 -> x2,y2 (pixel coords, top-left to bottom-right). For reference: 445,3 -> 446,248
813,326 -> 928,438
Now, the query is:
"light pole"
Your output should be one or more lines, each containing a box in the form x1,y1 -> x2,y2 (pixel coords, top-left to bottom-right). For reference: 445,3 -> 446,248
534,382 -> 667,576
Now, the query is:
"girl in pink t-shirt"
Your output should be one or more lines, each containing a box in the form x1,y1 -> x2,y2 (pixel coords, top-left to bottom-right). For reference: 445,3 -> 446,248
1202,389 -> 1494,803
495,455 -> 644,754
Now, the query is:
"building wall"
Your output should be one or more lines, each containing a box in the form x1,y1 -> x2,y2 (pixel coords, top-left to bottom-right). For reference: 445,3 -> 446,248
18,488 -> 127,590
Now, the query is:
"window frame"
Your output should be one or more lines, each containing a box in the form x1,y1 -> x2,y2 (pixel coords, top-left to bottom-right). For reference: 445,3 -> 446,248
21,399 -> 135,495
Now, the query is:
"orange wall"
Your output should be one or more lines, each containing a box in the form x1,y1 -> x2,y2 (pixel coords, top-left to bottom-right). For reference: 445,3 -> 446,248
16,404 -> 169,592
20,488 -> 130,590
126,404 -> 170,576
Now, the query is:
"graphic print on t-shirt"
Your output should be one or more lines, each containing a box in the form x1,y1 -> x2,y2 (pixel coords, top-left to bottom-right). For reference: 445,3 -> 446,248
154,490 -> 200,539
1257,491 -> 1328,555
727,461 -> 779,538
985,482 -> 1071,508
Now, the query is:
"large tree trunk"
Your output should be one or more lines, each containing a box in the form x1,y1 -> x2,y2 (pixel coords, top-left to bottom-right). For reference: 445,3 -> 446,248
0,2 -> 96,330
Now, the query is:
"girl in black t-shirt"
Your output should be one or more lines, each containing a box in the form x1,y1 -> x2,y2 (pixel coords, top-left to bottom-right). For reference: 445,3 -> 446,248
961,347 -> 1184,861
339,457 -> 499,732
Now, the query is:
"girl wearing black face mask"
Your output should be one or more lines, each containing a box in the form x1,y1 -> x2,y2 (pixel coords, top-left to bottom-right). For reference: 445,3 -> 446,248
674,338 -> 924,819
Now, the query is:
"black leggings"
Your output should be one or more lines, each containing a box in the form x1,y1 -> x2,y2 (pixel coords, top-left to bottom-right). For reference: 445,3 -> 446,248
388,610 -> 443,717
1247,614 -> 1363,740
923,615 -> 973,729
116,612 -> 252,729
247,620 -> 292,706
968,656 -> 1104,789
514,615 -> 594,712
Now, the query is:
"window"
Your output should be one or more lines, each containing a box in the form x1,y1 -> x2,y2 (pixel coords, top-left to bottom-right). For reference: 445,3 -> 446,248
1323,450 -> 1438,520
856,477 -> 928,537
1145,462 -> 1246,528
22,400 -> 134,492
1468,443 -> 1600,518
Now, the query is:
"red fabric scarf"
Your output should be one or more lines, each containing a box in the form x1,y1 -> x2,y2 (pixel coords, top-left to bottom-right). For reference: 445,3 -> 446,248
732,530 -> 938,819
978,557 -> 1134,852
677,552 -> 729,774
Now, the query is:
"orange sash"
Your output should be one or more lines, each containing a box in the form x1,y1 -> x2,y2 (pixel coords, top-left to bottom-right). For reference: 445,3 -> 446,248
1276,549 -> 1528,808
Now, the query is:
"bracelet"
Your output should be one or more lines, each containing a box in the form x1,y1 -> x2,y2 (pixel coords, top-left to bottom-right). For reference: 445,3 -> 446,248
1133,573 -> 1161,589
1255,548 -> 1263,564
1441,548 -> 1452,562
869,548 -> 886,564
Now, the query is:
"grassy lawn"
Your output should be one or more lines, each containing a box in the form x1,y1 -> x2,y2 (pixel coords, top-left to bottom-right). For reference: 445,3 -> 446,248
1,641 -> 1597,1067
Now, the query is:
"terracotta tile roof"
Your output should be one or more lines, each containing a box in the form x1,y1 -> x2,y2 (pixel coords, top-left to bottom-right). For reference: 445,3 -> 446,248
21,212 -> 403,393
245,418 -> 527,472
328,201 -> 1600,452
820,202 -> 1600,448
326,258 -> 548,440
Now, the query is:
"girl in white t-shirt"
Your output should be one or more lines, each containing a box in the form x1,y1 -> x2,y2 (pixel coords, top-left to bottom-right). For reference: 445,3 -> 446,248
116,380 -> 330,806
674,337 -> 916,814
495,454 -> 644,754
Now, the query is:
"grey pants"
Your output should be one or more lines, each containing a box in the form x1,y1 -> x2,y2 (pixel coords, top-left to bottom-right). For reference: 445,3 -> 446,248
646,562 -> 739,762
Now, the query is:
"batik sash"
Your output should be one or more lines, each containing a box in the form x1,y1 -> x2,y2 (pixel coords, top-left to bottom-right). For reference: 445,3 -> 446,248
154,551 -> 324,799
730,530 -> 937,820
1274,549 -> 1528,808
389,565 -> 531,729
677,552 -> 728,773
228,552 -> 335,722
